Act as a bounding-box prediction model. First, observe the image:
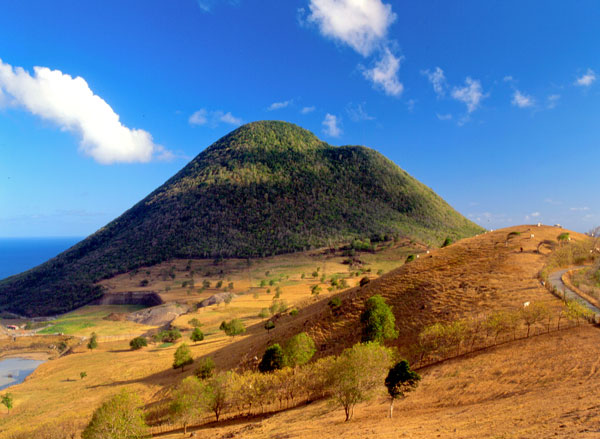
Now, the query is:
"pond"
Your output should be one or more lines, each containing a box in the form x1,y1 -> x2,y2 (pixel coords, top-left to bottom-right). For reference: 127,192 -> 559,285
0,357 -> 45,390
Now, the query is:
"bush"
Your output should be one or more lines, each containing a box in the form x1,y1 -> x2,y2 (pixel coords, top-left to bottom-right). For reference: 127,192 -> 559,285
289,308 -> 299,316
259,344 -> 286,372
87,333 -> 98,351
82,389 -> 148,439
264,320 -> 275,332
129,336 -> 148,350
220,319 -> 246,338
190,327 -> 204,343
359,276 -> 370,287
195,357 -> 216,380
283,332 -> 316,367
154,328 -> 182,343
405,254 -> 415,263
442,237 -> 453,247
328,297 -> 342,314
258,308 -> 269,318
188,318 -> 202,328
360,295 -> 398,343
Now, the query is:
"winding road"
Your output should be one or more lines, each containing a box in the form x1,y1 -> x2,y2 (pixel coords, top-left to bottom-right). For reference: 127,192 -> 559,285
548,266 -> 600,315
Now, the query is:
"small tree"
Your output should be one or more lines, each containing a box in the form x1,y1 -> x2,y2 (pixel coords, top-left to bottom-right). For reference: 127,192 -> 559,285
1,393 -> 13,414
283,332 -> 316,368
385,360 -> 421,418
82,389 -> 148,439
201,372 -> 232,421
264,320 -> 275,333
329,342 -> 392,421
170,376 -> 203,435
521,303 -> 550,337
188,318 -> 202,328
259,344 -> 286,373
360,295 -> 398,343
190,327 -> 204,344
80,371 -> 88,380
220,319 -> 246,339
87,333 -> 98,351
173,343 -> 194,372
129,336 -> 148,350
195,357 -> 216,380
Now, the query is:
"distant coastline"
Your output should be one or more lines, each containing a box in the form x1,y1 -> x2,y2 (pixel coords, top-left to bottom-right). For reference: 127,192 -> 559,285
0,237 -> 82,280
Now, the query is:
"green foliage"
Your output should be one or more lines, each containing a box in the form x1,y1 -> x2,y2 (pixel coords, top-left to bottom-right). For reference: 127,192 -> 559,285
190,327 -> 204,343
219,319 -> 246,338
289,308 -> 299,316
311,284 -> 322,296
258,308 -> 269,318
0,121 -> 482,317
557,232 -> 570,242
80,371 -> 87,380
385,360 -> 420,418
328,297 -> 342,314
442,236 -> 453,247
264,320 -> 275,332
154,328 -> 182,343
87,332 -> 98,351
81,389 -> 148,439
259,344 -> 286,372
215,280 -> 223,289
1,393 -> 13,414
195,357 -> 216,380
405,254 -> 416,263
129,336 -> 148,350
188,317 -> 202,328
283,332 -> 316,367
329,342 -> 393,421
359,276 -> 370,287
360,295 -> 398,343
173,343 -> 194,372
169,376 -> 203,434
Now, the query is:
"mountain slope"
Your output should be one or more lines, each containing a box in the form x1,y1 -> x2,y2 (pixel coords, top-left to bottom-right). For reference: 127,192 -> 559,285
0,121 -> 483,316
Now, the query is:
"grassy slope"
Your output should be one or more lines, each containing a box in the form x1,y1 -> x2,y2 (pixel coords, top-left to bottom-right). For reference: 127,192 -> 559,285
0,121 -> 482,316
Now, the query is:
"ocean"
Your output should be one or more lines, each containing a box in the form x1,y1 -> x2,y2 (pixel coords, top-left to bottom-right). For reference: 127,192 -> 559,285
0,237 -> 82,281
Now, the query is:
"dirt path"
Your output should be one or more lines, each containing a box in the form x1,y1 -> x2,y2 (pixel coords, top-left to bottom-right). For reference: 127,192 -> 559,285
548,267 -> 600,314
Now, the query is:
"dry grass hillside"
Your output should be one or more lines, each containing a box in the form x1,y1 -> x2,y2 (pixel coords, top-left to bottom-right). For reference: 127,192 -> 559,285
0,225 -> 594,438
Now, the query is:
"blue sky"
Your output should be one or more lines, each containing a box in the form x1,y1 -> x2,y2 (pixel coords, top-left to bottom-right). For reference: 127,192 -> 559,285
0,0 -> 598,237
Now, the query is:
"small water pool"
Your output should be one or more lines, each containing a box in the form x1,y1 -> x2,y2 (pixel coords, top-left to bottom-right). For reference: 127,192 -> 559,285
0,357 -> 45,390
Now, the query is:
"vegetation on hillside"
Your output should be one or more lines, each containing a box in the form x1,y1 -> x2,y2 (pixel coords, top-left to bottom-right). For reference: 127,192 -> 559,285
0,121 -> 482,316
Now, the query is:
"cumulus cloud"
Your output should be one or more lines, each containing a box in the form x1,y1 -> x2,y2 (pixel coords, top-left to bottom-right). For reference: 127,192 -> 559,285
301,106 -> 316,114
346,102 -> 375,122
511,90 -> 534,108
570,206 -> 590,211
423,67 -> 447,97
307,0 -> 396,56
267,100 -> 292,111
189,108 -> 243,127
547,94 -> 560,109
575,69 -> 596,87
362,48 -> 403,96
451,77 -> 485,113
0,59 -> 169,164
322,113 -> 342,137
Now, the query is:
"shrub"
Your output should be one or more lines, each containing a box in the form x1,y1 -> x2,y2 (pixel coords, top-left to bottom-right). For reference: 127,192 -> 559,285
259,344 -> 286,372
195,357 -> 216,380
81,389 -> 148,439
190,327 -> 204,343
173,343 -> 194,372
155,328 -> 182,343
129,336 -> 148,350
359,276 -> 370,287
289,308 -> 299,316
87,332 -> 98,351
258,308 -> 269,318
264,320 -> 275,332
405,254 -> 416,263
328,297 -> 342,314
360,295 -> 398,343
442,237 -> 453,247
283,332 -> 316,367
220,319 -> 246,338
311,285 -> 322,296
188,318 -> 202,328
1,393 -> 13,414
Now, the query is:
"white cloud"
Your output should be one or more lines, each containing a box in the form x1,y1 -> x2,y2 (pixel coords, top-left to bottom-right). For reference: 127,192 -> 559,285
547,94 -> 560,109
267,100 -> 292,111
451,77 -> 485,113
0,59 -> 168,164
346,102 -> 375,122
301,106 -> 316,114
322,113 -> 342,137
196,0 -> 239,12
436,113 -> 452,121
570,207 -> 590,211
362,47 -> 403,96
575,69 -> 596,87
406,99 -> 416,112
503,75 -> 514,82
511,90 -> 534,108
307,0 -> 396,56
189,108 -> 243,127
423,67 -> 447,97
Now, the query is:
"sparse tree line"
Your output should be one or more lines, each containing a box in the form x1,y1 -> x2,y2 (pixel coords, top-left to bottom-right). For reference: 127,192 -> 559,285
407,300 -> 593,367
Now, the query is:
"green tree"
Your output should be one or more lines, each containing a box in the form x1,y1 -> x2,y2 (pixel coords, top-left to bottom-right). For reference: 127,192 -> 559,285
385,360 -> 421,418
173,343 -> 194,372
87,332 -> 98,351
201,372 -> 232,421
259,344 -> 286,373
220,319 -> 246,339
442,237 -> 453,247
81,389 -> 148,439
195,357 -> 216,380
129,336 -> 148,350
190,327 -> 204,344
360,295 -> 398,343
283,332 -> 316,368
80,371 -> 88,380
329,342 -> 393,421
264,320 -> 275,333
1,393 -> 13,414
170,376 -> 203,435
188,318 -> 202,328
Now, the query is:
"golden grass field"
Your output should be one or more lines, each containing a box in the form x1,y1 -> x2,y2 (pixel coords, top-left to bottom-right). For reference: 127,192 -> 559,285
1,225 -> 598,438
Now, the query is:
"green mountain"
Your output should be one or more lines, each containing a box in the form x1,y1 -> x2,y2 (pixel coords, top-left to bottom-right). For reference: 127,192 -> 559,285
0,121 -> 483,316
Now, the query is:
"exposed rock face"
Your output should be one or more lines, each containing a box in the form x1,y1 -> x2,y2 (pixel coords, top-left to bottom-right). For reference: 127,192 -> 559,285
126,303 -> 188,326
197,292 -> 235,308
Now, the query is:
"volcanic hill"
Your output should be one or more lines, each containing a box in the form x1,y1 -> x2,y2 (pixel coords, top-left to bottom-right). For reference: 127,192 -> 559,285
0,121 -> 482,316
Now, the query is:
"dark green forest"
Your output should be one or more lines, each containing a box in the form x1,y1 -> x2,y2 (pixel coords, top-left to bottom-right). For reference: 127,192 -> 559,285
0,121 -> 483,316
